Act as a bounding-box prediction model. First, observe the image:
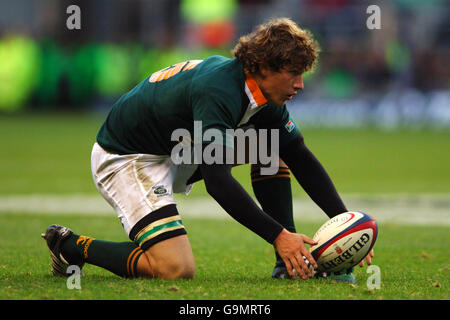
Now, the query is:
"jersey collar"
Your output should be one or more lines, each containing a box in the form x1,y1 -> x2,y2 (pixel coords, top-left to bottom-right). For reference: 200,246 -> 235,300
244,72 -> 268,109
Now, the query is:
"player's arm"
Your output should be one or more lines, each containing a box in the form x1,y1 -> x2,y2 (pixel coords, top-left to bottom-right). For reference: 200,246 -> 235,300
279,135 -> 348,217
280,135 -> 376,267
199,161 -> 318,279
200,162 -> 282,242
251,105 -> 346,217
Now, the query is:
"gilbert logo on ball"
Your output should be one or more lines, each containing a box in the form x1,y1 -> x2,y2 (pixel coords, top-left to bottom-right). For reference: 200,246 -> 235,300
310,211 -> 378,273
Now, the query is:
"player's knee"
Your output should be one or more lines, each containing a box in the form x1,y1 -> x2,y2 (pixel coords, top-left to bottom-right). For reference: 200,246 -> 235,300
177,262 -> 195,279
142,234 -> 196,280
155,259 -> 195,279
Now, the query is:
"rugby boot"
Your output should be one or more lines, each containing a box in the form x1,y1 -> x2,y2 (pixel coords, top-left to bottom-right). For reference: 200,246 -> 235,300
41,224 -> 84,277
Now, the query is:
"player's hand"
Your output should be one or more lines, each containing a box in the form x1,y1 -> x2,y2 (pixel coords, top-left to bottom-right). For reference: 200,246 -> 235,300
359,249 -> 374,267
273,229 -> 318,280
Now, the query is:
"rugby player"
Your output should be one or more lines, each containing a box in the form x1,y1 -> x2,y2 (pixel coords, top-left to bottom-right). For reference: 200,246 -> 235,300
42,18 -> 372,282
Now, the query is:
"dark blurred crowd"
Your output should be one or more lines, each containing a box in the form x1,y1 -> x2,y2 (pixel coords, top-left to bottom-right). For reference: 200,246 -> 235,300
0,0 -> 448,112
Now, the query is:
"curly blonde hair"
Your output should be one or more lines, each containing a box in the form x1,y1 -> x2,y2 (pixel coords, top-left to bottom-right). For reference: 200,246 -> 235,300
232,17 -> 319,75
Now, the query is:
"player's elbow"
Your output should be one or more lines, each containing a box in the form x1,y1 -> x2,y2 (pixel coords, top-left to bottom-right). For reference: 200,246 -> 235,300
200,164 -> 232,199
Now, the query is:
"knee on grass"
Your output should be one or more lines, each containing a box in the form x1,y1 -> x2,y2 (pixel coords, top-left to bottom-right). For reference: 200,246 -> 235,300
138,254 -> 195,279
153,259 -> 195,280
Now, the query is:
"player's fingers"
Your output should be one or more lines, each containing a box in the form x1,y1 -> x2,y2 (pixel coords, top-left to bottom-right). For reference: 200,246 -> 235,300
302,235 -> 318,246
296,253 -> 312,278
290,256 -> 306,280
359,250 -> 374,267
283,258 -> 295,279
366,253 -> 372,265
302,249 -> 318,270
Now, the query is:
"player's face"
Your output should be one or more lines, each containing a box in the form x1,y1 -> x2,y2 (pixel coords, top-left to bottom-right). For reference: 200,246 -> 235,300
257,68 -> 304,107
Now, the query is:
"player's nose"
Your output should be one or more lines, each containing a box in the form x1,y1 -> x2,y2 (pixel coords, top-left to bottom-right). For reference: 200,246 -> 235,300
293,75 -> 304,91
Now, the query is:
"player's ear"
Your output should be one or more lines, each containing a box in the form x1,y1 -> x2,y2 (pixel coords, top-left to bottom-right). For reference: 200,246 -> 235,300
255,64 -> 272,79
257,65 -> 271,79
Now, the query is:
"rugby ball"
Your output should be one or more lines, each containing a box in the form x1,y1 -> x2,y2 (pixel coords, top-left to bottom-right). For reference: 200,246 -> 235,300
310,211 -> 378,273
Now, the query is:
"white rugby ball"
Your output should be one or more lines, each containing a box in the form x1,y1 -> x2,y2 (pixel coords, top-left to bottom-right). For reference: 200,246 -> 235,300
310,211 -> 378,273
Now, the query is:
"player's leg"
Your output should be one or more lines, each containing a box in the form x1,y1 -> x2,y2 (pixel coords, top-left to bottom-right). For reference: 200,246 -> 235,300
139,234 -> 195,279
127,203 -> 195,279
43,208 -> 195,279
42,143 -> 195,279
251,160 -> 296,279
251,160 -> 295,233
42,224 -> 146,278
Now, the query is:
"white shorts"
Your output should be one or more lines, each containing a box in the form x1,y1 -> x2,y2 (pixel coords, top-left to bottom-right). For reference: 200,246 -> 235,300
91,142 -> 198,250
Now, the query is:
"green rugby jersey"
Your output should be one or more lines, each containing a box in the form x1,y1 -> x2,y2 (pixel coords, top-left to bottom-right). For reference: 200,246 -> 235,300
96,55 -> 301,156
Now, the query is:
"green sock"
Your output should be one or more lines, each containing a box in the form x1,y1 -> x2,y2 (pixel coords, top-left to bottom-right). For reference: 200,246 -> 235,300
251,166 -> 296,262
61,234 -> 144,278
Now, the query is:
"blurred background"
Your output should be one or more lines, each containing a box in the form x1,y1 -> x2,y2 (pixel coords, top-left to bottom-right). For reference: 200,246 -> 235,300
0,0 -> 449,248
0,0 -> 449,203
0,0 -> 448,128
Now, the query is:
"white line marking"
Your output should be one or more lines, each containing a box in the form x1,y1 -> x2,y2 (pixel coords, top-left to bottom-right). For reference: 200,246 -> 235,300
0,194 -> 449,226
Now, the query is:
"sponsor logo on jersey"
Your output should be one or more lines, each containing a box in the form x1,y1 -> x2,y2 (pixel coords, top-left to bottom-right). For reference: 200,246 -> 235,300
76,235 -> 95,259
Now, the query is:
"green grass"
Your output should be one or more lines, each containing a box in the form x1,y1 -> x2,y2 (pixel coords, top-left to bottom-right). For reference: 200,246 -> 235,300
0,213 -> 448,300
0,113 -> 449,300
1,113 -> 449,196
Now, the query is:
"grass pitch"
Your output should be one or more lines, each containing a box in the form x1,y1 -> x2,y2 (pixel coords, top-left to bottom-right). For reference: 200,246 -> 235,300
0,113 -> 449,300
1,113 -> 449,196
0,213 -> 448,300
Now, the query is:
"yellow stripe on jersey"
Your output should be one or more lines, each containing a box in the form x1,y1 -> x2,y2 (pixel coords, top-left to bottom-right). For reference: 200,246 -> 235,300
149,60 -> 203,83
